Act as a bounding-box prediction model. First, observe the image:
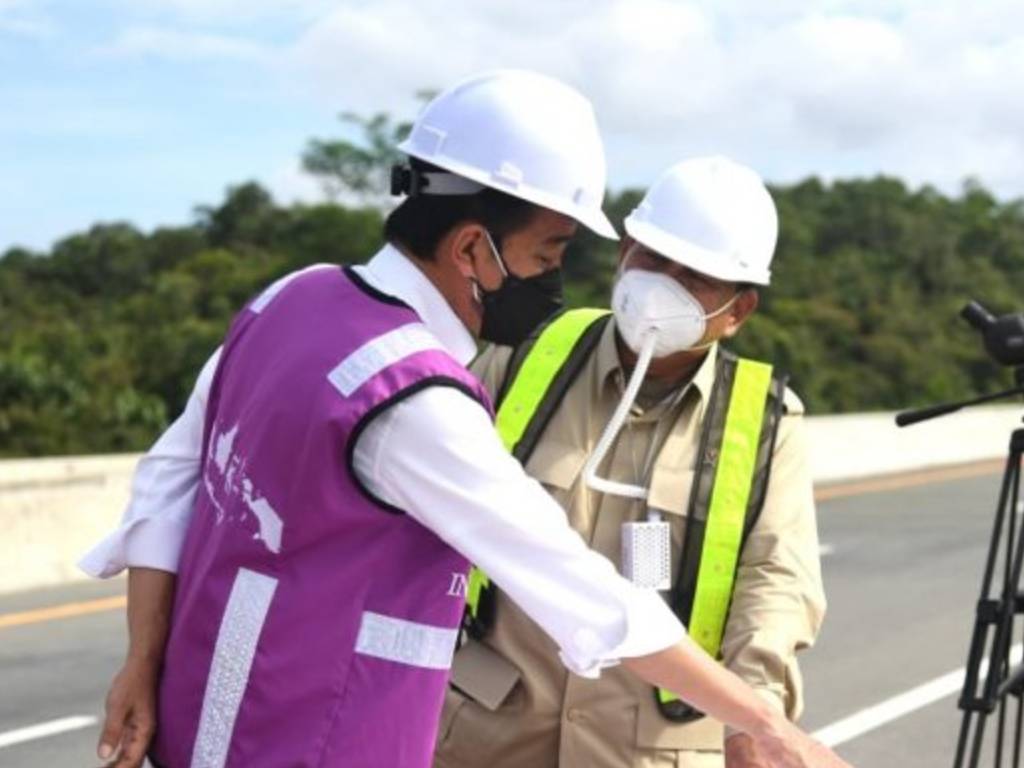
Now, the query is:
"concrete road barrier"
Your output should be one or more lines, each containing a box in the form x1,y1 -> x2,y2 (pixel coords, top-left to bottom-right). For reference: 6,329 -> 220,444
806,405 -> 1022,483
0,454 -> 137,595
1,404 -> 1021,595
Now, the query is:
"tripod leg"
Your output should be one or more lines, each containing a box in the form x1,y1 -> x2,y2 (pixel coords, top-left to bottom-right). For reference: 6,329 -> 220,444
991,456 -> 1024,768
957,433 -> 1024,768
999,515 -> 1015,768
997,686 -> 1007,768
958,709 -> 977,768
999,468 -> 1020,768
1013,694 -> 1022,767
973,700 -> 991,767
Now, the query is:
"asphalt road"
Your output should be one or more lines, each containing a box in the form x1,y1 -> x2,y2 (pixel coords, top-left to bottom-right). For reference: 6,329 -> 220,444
0,465 -> 1019,767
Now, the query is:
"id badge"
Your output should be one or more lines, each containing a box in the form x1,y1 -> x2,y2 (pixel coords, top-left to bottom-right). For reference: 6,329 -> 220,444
620,518 -> 672,590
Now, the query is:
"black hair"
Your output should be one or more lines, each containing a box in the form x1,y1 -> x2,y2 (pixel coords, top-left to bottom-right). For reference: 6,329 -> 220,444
383,159 -> 541,261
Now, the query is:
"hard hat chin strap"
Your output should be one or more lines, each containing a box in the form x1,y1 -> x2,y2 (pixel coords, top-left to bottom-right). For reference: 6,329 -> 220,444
390,164 -> 486,197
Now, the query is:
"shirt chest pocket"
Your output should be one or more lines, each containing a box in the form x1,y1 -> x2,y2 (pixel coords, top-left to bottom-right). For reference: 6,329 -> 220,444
523,438 -> 589,498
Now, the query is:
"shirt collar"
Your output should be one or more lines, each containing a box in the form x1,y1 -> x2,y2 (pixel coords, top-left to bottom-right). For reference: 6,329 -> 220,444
352,243 -> 479,366
598,318 -> 719,408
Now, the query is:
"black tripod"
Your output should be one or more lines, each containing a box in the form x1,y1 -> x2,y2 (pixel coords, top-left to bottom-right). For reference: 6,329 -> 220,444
897,368 -> 1024,768
955,423 -> 1024,768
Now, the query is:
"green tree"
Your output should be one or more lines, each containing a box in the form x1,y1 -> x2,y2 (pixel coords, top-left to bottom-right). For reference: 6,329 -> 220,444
301,91 -> 435,203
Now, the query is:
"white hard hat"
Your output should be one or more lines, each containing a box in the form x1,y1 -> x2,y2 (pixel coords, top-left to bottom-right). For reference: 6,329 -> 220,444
624,156 -> 778,285
398,69 -> 618,240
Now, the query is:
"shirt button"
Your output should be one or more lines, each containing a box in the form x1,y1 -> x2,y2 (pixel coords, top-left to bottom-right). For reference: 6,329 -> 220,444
566,708 -> 582,723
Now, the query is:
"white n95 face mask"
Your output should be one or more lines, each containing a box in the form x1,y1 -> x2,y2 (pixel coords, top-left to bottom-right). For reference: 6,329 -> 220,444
611,269 -> 736,357
585,267 -> 739,507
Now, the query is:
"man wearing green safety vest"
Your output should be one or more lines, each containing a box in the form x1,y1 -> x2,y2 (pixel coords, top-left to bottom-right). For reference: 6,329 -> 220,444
434,156 -> 826,768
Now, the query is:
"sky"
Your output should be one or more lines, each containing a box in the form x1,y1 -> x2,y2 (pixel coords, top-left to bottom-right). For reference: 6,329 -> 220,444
3,0 -> 1024,252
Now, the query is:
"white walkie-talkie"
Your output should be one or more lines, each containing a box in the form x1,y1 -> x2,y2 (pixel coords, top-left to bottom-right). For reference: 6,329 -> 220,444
621,509 -> 672,591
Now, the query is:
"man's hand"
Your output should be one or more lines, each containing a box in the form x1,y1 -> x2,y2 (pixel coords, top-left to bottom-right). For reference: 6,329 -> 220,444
97,658 -> 158,767
726,732 -> 770,767
752,714 -> 853,768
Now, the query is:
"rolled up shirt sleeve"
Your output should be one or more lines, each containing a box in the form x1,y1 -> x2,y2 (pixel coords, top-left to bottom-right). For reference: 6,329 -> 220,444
78,347 -> 221,578
353,384 -> 685,676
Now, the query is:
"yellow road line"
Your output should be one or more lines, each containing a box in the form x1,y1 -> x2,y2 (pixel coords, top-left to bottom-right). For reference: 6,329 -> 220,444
814,458 -> 1009,501
0,595 -> 126,630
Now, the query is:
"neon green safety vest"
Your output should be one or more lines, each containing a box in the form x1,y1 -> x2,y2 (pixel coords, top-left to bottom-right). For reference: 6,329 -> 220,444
464,307 -> 788,723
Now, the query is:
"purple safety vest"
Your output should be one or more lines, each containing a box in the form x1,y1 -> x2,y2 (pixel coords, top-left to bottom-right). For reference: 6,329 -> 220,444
152,264 -> 492,768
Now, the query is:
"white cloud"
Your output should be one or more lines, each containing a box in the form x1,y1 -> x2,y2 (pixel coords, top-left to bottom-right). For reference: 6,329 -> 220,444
0,0 -> 56,39
271,0 -> 1024,199
0,15 -> 53,37
101,0 -> 335,25
102,25 -> 268,60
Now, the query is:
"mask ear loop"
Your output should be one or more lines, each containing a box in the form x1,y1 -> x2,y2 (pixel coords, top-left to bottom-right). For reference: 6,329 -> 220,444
679,289 -> 742,352
481,229 -> 510,278
704,290 -> 741,321
471,229 -> 509,304
583,329 -> 658,500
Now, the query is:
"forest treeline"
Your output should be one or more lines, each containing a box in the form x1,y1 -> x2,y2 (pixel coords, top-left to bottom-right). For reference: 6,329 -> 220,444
3,136 -> 1023,456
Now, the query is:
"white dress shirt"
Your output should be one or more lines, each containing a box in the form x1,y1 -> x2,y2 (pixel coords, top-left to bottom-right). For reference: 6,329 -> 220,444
79,244 -> 684,676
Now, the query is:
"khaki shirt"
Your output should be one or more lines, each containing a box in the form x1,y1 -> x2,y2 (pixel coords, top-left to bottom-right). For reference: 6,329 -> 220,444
435,319 -> 825,768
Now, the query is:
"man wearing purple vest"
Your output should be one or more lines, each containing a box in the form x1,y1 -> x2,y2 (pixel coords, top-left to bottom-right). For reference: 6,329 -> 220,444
82,70 -> 850,768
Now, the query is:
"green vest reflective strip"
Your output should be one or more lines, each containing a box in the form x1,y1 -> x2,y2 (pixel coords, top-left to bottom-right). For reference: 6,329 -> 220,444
495,307 -> 612,453
690,359 -> 773,652
465,308 -> 612,627
657,358 -> 774,707
465,568 -> 490,624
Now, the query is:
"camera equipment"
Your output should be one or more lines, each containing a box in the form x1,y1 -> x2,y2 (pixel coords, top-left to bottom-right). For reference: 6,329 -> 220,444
962,302 -> 1024,368
896,301 -> 1024,768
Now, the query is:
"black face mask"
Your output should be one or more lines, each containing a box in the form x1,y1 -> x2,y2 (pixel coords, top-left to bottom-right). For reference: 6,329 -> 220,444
478,267 -> 564,346
476,231 -> 564,346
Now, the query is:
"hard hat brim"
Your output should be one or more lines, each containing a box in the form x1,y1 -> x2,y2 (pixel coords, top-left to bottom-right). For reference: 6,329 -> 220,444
398,142 -> 620,241
576,208 -> 619,240
624,216 -> 771,286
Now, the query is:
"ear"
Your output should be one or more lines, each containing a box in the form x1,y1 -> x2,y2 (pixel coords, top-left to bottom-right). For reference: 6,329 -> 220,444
444,222 -> 487,281
721,288 -> 759,339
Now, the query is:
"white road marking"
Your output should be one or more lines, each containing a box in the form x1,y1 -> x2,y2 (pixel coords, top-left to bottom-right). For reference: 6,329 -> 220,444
0,715 -> 98,749
814,643 -> 1023,748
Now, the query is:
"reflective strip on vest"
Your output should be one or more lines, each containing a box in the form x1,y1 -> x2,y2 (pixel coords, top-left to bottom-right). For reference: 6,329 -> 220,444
193,568 -> 279,768
354,611 -> 460,670
465,567 -> 490,620
494,307 -> 611,452
658,358 -> 773,705
466,308 -> 608,621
